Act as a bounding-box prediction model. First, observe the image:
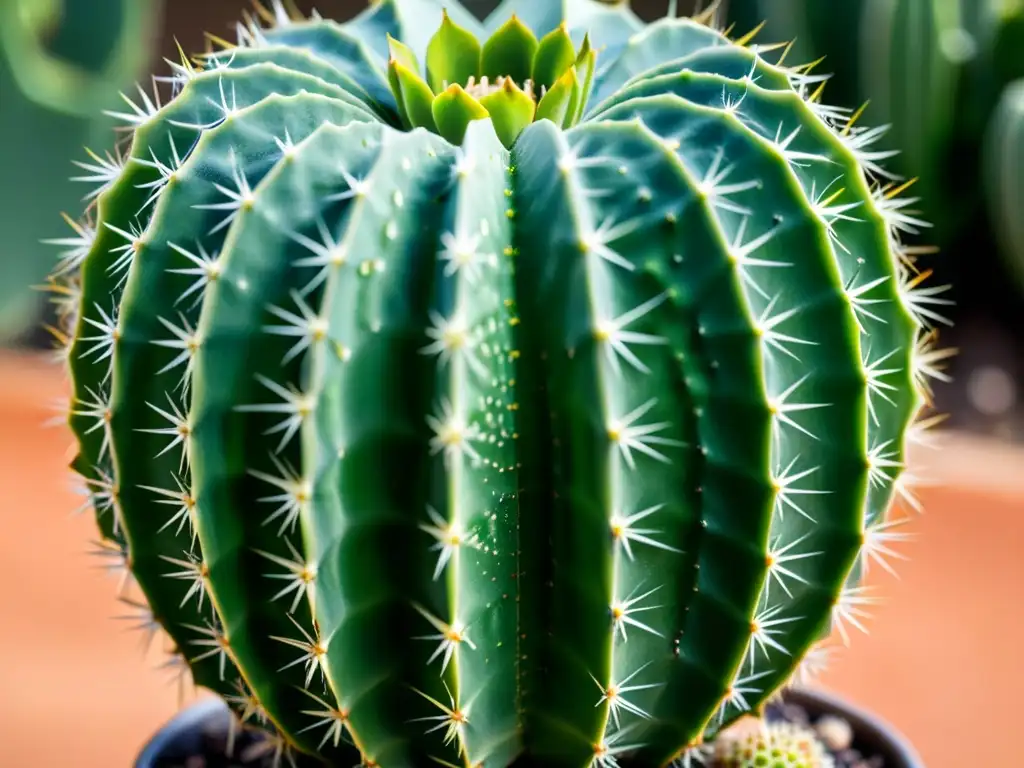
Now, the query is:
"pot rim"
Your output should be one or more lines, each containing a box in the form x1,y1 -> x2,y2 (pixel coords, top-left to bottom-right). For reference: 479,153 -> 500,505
137,687 -> 925,767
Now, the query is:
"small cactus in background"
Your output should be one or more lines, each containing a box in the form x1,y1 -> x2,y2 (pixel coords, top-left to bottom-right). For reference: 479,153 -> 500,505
0,0 -> 160,344
713,722 -> 832,768
52,0 -> 949,765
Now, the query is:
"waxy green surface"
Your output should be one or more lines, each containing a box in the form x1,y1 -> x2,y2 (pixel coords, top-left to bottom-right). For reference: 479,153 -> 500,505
59,1 -> 934,765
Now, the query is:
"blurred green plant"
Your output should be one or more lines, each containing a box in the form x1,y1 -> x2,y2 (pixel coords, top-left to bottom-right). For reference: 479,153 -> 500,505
0,0 -> 160,344
725,0 -> 1024,293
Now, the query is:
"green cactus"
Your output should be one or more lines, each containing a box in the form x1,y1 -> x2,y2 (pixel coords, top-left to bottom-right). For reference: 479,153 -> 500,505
54,1 -> 947,766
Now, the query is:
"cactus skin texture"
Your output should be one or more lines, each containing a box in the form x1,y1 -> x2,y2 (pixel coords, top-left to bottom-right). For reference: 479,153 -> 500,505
53,1 -> 948,766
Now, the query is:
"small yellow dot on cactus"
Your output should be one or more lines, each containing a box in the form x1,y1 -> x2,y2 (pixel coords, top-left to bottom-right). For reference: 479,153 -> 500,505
445,626 -> 466,644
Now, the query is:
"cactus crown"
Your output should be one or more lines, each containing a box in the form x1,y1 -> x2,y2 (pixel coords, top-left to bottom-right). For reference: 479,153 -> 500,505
49,0 -> 950,766
388,13 -> 597,146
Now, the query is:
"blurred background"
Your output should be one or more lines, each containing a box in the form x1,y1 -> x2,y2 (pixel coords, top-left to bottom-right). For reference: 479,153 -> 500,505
0,0 -> 1020,766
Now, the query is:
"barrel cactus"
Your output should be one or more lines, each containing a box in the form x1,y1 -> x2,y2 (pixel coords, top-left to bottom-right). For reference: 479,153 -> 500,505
54,0 -> 946,766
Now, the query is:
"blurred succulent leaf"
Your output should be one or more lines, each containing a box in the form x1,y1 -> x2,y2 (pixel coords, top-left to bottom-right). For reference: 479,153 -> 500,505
425,10 -> 481,93
481,14 -> 539,84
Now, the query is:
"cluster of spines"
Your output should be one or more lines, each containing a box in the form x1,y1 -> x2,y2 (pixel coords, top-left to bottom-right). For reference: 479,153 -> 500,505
42,2 -> 952,767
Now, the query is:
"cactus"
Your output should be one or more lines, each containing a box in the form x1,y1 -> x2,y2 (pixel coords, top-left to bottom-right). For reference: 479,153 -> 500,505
0,0 -> 160,344
711,721 -> 832,768
53,0 -> 947,766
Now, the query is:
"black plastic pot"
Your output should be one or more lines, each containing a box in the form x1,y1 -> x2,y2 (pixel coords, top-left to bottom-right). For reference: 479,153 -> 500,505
135,697 -> 230,766
136,688 -> 925,767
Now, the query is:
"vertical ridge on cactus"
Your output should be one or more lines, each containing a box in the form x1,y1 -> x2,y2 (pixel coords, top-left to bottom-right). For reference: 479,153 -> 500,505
50,1 -> 950,766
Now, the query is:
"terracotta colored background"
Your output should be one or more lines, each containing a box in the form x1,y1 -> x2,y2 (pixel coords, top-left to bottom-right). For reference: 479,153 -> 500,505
0,351 -> 1021,767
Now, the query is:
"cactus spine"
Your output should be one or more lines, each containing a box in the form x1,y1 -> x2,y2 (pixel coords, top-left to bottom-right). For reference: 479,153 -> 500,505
54,1 -> 947,766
